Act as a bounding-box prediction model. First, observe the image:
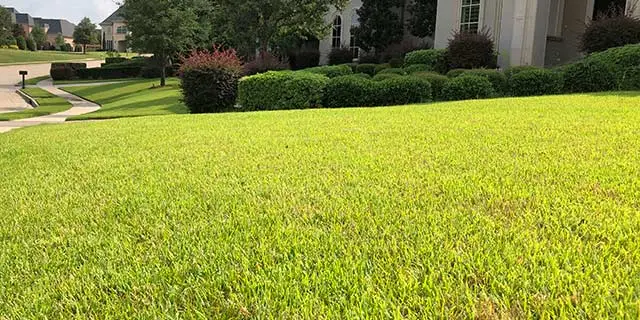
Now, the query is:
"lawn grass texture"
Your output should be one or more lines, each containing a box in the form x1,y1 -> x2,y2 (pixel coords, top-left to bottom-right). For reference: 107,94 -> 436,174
21,75 -> 50,85
1,93 -> 640,318
53,78 -> 144,85
0,49 -> 105,64
0,88 -> 71,121
62,78 -> 188,120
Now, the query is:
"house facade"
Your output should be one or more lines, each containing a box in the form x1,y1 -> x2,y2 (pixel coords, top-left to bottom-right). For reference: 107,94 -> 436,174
7,8 -> 76,48
434,0 -> 639,67
100,7 -> 129,52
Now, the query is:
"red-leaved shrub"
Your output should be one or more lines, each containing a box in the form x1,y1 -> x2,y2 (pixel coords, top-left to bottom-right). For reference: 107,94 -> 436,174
179,46 -> 243,113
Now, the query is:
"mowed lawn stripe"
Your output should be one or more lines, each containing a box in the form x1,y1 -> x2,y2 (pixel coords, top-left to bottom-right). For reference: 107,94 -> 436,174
0,93 -> 639,318
62,78 -> 188,120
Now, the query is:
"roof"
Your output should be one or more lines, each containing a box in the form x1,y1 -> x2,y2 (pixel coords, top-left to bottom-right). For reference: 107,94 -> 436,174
34,18 -> 76,37
15,13 -> 34,25
100,6 -> 125,25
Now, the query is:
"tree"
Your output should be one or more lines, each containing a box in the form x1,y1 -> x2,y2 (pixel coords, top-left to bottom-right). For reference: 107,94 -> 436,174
55,33 -> 65,49
0,6 -> 12,45
409,0 -> 437,38
352,0 -> 405,53
122,0 -> 206,87
73,17 -> 97,54
11,23 -> 25,38
30,24 -> 47,49
215,0 -> 347,56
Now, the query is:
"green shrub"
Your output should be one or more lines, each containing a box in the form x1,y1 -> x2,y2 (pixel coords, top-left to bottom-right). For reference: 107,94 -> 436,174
404,49 -> 446,70
388,57 -> 404,68
372,73 -> 402,81
404,64 -> 431,74
179,48 -> 243,113
305,65 -> 352,78
378,68 -> 406,76
277,72 -> 329,109
26,37 -> 36,51
61,43 -> 73,52
442,75 -> 494,101
446,69 -> 469,78
374,63 -> 391,74
446,29 -> 497,69
344,63 -> 358,72
410,72 -> 449,101
376,77 -> 432,106
105,57 -> 129,65
509,69 -> 564,97
580,14 -> 640,54
562,59 -> 616,93
504,65 -> 540,79
323,76 -> 376,108
238,71 -> 294,110
355,63 -> 377,76
620,66 -> 640,90
328,47 -> 354,65
585,44 -> 640,85
16,36 -> 26,50
460,69 -> 508,95
352,73 -> 372,79
49,63 -> 87,80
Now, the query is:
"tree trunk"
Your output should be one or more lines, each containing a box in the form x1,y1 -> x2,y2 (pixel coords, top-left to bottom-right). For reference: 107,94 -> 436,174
160,53 -> 167,87
83,44 -> 86,54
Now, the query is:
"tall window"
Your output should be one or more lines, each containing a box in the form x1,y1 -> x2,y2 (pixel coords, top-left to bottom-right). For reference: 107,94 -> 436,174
116,26 -> 128,34
332,16 -> 342,49
460,0 -> 481,33
350,10 -> 360,59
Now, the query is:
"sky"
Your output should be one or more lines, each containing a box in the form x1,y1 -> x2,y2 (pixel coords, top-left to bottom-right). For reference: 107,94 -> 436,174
1,0 -> 119,26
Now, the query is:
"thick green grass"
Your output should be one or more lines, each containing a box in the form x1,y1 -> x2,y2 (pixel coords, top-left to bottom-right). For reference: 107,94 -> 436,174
19,75 -> 50,86
62,78 -> 188,120
53,78 -> 143,85
0,49 -> 106,64
1,93 -> 640,318
0,88 -> 71,121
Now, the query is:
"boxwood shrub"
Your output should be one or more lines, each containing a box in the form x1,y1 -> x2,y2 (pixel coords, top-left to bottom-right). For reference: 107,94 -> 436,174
238,71 -> 329,111
509,69 -> 563,97
404,49 -> 446,71
442,75 -> 494,101
378,68 -> 406,75
323,75 -> 376,108
404,64 -> 431,74
620,66 -> 640,90
277,72 -> 329,110
410,72 -> 449,101
375,77 -> 432,106
585,44 -> 640,86
446,69 -> 469,78
305,64 -> 353,78
355,63 -> 377,76
562,59 -> 616,93
374,63 -> 391,74
460,69 -> 508,95
504,65 -> 540,79
372,73 -> 402,81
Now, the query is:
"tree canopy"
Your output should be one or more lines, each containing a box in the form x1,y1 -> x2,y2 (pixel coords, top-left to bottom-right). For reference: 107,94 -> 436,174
30,24 -> 46,49
0,6 -> 12,46
73,17 -> 97,53
351,0 -> 405,53
409,0 -> 437,38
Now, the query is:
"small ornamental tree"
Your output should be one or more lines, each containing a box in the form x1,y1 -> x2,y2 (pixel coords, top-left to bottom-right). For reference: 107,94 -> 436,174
55,33 -> 66,50
446,29 -> 497,69
30,24 -> 47,49
179,46 -> 243,113
73,17 -> 97,54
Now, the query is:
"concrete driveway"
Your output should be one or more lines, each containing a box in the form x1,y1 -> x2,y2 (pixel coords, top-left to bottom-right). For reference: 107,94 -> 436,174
0,61 -> 103,113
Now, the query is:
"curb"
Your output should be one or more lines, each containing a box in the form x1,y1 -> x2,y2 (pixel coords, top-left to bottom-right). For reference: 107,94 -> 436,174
16,90 -> 39,108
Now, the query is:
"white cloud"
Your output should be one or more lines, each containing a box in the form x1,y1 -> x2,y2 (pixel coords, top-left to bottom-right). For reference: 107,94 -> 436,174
1,0 -> 119,25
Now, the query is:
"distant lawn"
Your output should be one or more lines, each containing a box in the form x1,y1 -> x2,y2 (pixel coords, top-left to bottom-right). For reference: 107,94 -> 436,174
21,75 -> 50,86
53,78 -> 143,85
1,93 -> 640,318
0,88 -> 71,121
0,49 -> 106,64
62,78 -> 188,120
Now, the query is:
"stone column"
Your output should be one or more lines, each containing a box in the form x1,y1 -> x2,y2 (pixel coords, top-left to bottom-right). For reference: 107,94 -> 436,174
509,0 -> 551,66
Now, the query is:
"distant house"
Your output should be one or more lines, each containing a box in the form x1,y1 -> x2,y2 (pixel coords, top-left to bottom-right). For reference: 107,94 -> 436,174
7,7 -> 76,48
100,7 -> 129,52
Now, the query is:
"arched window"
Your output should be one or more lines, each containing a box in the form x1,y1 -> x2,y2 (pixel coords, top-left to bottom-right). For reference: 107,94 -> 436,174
350,10 -> 360,59
332,16 -> 342,48
460,0 -> 481,33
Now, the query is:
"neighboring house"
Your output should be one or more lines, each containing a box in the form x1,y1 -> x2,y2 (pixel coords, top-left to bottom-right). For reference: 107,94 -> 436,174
100,7 -> 129,52
6,7 -> 76,48
434,0 -> 639,67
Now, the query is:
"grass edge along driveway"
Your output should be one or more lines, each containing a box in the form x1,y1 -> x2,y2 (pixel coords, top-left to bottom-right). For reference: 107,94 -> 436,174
0,92 -> 639,318
0,88 -> 71,121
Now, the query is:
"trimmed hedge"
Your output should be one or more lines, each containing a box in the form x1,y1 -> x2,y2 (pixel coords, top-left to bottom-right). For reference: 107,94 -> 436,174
181,68 -> 241,113
504,65 -> 540,79
562,59 -> 616,93
50,63 -> 87,80
442,75 -> 494,101
460,69 -> 508,95
376,77 -> 432,106
238,71 -> 329,110
304,65 -> 352,78
404,49 -> 446,71
509,69 -> 563,97
411,72 -> 449,101
585,44 -> 640,86
374,63 -> 391,74
404,64 -> 431,74
378,68 -> 406,75
446,69 -> 468,78
372,73 -> 402,81
620,66 -> 640,90
352,73 -> 372,79
105,57 -> 129,65
355,64 -> 377,76
323,75 -> 376,108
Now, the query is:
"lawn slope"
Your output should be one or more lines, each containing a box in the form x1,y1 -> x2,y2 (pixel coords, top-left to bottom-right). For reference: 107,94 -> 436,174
0,49 -> 105,64
0,88 -> 71,121
62,78 -> 188,120
0,93 -> 639,318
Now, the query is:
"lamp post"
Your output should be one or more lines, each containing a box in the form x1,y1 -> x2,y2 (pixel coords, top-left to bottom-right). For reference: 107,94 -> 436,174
19,71 -> 28,89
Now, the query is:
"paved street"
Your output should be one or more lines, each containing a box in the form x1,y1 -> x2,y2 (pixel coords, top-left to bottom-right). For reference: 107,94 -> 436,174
0,61 -> 103,113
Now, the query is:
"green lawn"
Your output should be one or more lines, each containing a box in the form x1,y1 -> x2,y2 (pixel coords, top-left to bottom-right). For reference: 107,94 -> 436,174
0,49 -> 106,64
53,78 -> 143,85
19,75 -> 51,86
0,88 -> 71,121
62,78 -> 188,120
1,93 -> 640,318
